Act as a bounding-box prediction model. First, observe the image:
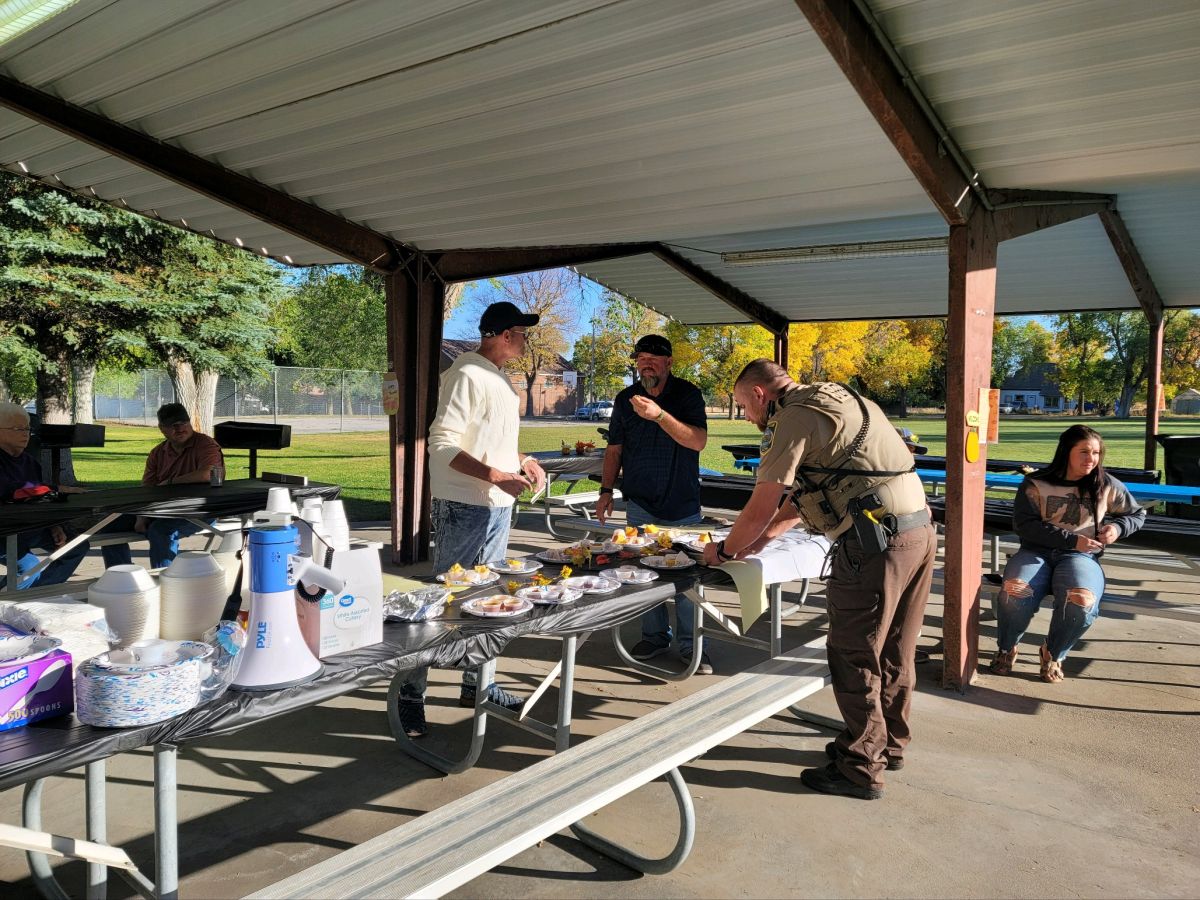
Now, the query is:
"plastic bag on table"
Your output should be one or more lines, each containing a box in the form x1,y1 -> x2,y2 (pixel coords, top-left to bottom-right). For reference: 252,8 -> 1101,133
197,620 -> 247,702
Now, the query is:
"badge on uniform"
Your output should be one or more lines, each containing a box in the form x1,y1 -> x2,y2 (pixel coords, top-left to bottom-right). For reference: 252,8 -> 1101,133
760,421 -> 776,454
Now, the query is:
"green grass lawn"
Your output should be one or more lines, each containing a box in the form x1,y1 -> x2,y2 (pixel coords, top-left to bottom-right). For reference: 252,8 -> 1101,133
70,415 -> 1200,522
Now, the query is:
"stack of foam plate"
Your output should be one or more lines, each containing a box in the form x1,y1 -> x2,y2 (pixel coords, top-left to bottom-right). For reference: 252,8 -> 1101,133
159,551 -> 228,641
75,640 -> 212,728
87,565 -> 160,648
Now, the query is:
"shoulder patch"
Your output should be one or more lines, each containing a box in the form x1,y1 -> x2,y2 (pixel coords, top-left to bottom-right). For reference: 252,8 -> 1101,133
760,420 -> 777,455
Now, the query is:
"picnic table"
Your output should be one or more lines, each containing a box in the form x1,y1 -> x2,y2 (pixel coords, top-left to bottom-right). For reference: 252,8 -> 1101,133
1,480 -> 341,593
914,469 -> 1200,506
0,569 -> 690,898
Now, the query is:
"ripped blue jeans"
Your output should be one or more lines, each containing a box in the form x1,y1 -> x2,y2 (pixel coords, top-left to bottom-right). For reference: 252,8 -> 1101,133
994,547 -> 1106,662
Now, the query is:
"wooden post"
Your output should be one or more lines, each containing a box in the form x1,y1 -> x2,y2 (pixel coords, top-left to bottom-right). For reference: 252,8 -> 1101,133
386,262 -> 445,565
1099,209 -> 1166,474
1144,314 -> 1164,472
942,209 -> 997,691
773,328 -> 790,370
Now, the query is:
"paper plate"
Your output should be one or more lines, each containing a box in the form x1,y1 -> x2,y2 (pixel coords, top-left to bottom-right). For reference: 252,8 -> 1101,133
515,585 -> 581,606
486,558 -> 544,575
600,567 -> 659,585
435,571 -> 500,590
641,555 -> 697,570
461,596 -> 534,618
561,575 -> 621,595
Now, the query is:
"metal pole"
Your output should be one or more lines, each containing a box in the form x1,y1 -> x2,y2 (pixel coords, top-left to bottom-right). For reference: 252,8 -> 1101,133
340,369 -> 345,432
272,367 -> 279,425
589,318 -> 596,404
154,744 -> 179,900
86,760 -> 107,899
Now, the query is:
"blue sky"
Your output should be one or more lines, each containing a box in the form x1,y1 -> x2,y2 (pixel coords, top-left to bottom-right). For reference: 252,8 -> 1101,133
443,272 -> 610,352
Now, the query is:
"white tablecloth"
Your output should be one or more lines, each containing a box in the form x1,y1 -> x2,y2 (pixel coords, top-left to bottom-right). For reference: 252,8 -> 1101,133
717,529 -> 831,628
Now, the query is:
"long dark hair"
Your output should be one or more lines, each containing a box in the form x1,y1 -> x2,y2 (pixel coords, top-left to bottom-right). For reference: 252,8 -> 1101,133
1040,424 -> 1107,529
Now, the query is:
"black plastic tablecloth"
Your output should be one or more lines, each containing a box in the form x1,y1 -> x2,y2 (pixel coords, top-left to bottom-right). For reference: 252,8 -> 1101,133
0,570 -> 697,791
0,480 -> 341,538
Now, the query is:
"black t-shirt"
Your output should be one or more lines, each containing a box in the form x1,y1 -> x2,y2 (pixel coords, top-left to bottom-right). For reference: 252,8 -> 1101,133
608,374 -> 707,521
0,450 -> 44,501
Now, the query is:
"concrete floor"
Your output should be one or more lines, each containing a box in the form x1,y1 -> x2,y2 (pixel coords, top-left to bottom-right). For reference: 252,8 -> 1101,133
1,515 -> 1197,898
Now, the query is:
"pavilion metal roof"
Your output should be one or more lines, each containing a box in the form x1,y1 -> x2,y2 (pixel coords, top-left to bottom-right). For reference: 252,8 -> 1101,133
0,0 -> 1195,322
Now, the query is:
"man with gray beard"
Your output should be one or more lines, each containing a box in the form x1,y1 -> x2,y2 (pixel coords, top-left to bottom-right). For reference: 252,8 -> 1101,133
595,335 -> 710,672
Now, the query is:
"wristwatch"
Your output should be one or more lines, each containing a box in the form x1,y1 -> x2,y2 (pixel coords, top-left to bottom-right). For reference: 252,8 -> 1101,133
598,487 -> 614,495
656,410 -> 666,423
716,540 -> 734,562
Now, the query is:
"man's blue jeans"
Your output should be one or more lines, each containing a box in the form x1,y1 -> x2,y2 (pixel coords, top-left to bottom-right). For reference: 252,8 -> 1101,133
98,514 -> 208,570
626,499 -> 703,654
994,547 -> 1107,662
1,529 -> 89,590
401,498 -> 514,700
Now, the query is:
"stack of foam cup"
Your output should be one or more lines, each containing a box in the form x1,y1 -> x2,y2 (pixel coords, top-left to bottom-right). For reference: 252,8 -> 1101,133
265,486 -> 298,517
159,551 -> 228,641
298,502 -> 323,557
87,565 -> 160,648
320,499 -> 351,552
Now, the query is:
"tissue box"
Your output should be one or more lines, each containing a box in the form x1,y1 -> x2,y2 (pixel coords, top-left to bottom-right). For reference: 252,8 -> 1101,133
0,648 -> 74,732
295,544 -> 383,659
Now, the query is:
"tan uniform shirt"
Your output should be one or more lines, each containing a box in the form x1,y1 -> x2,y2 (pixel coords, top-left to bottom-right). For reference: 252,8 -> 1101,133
757,386 -> 926,539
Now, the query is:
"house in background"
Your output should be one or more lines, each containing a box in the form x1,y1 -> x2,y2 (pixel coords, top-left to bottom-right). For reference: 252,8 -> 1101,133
1172,388 -> 1200,414
439,340 -> 583,417
1000,362 -> 1071,413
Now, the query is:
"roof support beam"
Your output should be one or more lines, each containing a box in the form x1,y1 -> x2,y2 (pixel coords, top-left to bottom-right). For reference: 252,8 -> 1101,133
989,189 -> 1113,242
0,74 -> 400,270
1099,209 -> 1166,470
651,244 -> 788,335
386,261 -> 444,565
433,244 -> 655,282
795,0 -> 974,225
942,208 -> 997,692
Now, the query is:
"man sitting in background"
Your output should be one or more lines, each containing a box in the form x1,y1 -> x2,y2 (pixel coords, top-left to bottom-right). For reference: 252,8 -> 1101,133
0,400 -> 89,589
101,403 -> 224,570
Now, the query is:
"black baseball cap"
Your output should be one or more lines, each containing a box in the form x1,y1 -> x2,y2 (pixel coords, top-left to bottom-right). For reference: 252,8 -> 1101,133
480,302 -> 539,337
896,427 -> 927,455
630,334 -> 672,359
157,402 -> 191,427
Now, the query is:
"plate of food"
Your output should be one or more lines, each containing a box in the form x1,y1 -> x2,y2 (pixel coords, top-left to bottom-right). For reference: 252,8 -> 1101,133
536,547 -> 573,563
600,566 -> 659,585
487,557 -> 544,575
436,564 -> 500,589
515,584 -> 581,606
683,530 -> 727,553
561,575 -> 621,595
641,552 -> 696,570
461,595 -> 534,618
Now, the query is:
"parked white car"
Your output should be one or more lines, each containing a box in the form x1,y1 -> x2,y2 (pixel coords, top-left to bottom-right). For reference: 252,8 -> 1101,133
588,400 -> 614,421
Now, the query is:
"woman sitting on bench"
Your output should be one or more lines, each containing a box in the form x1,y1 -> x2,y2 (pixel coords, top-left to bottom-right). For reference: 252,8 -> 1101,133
990,425 -> 1146,683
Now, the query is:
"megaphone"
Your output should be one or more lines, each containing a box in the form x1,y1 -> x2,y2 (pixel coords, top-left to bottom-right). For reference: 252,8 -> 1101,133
231,524 -> 345,691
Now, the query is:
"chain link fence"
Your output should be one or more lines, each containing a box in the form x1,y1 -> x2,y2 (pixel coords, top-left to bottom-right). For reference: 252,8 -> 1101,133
95,367 -> 386,431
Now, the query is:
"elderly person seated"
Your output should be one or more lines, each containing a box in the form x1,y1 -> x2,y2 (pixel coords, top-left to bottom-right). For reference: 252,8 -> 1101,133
100,403 -> 225,570
0,400 -> 89,589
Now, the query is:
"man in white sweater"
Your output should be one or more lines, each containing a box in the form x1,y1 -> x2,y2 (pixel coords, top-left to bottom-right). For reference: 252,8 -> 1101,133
396,301 -> 547,738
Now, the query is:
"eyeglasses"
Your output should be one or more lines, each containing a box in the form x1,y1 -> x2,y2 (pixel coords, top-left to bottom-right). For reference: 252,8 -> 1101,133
509,328 -> 529,337
1,426 -> 31,433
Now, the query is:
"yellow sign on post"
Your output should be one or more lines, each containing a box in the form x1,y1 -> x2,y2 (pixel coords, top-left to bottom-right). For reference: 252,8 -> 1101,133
987,388 -> 1000,443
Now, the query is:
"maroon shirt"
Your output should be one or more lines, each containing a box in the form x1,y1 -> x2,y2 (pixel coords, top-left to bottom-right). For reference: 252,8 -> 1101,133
142,433 -> 224,486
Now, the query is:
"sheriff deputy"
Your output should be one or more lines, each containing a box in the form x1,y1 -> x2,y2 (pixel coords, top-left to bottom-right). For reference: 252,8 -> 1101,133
703,358 -> 935,801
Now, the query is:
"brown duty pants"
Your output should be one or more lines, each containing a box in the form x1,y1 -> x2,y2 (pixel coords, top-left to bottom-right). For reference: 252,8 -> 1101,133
825,522 -> 937,789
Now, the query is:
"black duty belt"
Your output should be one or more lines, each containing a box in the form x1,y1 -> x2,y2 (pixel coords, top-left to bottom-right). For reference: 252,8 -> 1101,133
885,507 -> 932,535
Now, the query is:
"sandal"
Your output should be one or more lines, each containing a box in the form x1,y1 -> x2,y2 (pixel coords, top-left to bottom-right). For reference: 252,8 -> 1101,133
989,647 -> 1017,675
1039,645 -> 1064,683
